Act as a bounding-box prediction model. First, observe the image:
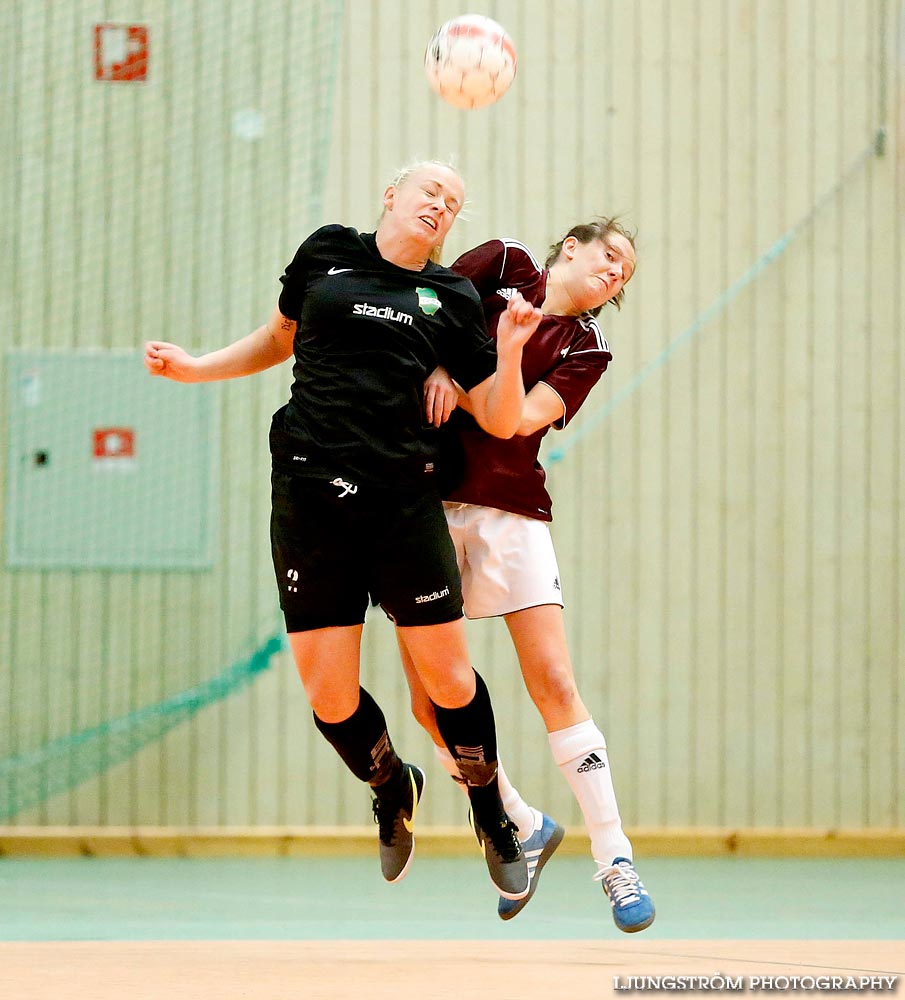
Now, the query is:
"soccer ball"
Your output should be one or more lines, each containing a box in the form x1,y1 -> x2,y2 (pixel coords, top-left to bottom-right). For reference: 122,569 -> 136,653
424,14 -> 517,110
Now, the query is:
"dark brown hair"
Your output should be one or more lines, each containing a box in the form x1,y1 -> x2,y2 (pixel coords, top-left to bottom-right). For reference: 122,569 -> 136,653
545,217 -> 637,315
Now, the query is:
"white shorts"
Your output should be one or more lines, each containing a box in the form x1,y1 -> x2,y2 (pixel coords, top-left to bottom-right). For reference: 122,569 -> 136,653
442,502 -> 564,619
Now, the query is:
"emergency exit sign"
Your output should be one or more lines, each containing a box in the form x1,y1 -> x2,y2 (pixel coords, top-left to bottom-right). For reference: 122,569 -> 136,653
94,23 -> 149,82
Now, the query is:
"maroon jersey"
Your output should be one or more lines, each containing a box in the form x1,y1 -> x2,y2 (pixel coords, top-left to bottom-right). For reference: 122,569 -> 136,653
443,238 -> 612,521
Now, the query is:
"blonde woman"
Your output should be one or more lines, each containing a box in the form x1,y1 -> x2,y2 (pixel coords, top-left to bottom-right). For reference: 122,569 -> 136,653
145,162 -> 541,901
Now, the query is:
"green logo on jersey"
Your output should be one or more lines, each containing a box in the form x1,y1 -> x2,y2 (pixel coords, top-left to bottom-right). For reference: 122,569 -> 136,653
416,287 -> 442,316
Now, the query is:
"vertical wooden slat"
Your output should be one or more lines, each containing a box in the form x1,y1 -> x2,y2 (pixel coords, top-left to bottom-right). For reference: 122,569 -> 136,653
836,0 -> 872,828
777,0 -> 815,827
893,0 -> 904,829
689,0 -> 728,826
658,0 -> 698,828
808,0 -> 842,829
866,0 -> 905,828
220,0 -> 260,827
0,0 -> 14,822
749,0 -> 786,830
628,0 -> 665,828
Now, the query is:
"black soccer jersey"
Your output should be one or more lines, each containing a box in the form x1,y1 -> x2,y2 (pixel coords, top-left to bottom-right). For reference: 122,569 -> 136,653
271,225 -> 498,491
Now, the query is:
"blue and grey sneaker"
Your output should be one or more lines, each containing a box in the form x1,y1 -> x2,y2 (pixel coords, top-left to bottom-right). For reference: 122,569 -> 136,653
498,813 -> 565,921
595,857 -> 656,932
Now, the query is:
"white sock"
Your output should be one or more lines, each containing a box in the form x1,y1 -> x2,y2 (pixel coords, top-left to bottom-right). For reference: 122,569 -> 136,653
548,718 -> 632,866
433,744 -> 539,842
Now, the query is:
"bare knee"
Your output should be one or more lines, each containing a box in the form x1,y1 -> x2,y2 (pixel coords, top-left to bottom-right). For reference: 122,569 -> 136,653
398,620 -> 476,710
525,663 -> 586,725
415,660 -> 476,711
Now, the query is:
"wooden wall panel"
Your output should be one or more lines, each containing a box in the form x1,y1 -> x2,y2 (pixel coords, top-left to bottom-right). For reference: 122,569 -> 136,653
1,0 -> 901,832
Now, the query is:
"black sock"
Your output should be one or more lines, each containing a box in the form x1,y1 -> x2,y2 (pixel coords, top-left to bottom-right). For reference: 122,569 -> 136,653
313,687 -> 402,788
431,670 -> 499,789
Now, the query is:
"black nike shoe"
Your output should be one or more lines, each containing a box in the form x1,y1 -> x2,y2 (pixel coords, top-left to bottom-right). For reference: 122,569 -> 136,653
371,763 -> 425,883
469,806 -> 530,901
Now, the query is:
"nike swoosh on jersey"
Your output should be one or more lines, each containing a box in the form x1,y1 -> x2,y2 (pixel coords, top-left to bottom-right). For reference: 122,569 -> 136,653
327,266 -> 352,274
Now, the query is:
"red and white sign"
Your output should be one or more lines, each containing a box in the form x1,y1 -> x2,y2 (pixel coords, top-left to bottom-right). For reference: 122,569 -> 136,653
93,427 -> 136,465
94,24 -> 149,82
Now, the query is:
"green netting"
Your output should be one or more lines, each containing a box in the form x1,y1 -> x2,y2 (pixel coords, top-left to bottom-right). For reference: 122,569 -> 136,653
545,134 -> 885,472
0,634 -> 285,823
1,0 -> 344,822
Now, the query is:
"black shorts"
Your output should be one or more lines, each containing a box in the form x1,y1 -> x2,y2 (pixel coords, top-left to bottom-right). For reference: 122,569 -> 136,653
270,470 -> 464,632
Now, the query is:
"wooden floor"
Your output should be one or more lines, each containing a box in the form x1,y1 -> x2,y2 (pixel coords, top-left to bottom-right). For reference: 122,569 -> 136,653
0,940 -> 902,1000
2,855 -> 902,998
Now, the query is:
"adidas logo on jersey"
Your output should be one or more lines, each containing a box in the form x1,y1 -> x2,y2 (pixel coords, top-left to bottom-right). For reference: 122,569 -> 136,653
496,287 -> 518,300
577,752 -> 606,773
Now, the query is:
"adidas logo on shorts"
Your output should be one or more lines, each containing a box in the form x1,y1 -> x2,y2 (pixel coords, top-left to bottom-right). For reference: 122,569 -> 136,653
577,752 -> 606,773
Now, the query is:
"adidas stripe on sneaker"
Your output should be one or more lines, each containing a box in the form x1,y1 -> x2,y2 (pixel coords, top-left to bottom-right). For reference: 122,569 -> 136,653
498,813 -> 565,920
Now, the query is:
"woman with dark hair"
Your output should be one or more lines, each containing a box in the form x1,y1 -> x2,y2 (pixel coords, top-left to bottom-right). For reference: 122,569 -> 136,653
402,219 -> 656,931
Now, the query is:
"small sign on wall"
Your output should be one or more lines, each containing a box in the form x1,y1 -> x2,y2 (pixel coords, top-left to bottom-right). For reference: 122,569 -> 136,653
93,427 -> 136,468
94,24 -> 149,82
